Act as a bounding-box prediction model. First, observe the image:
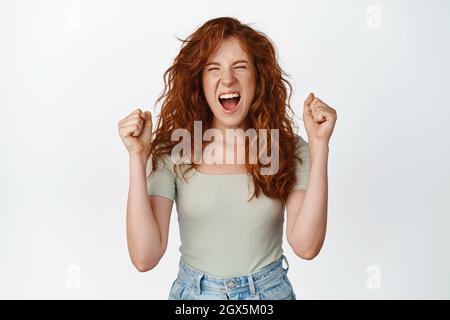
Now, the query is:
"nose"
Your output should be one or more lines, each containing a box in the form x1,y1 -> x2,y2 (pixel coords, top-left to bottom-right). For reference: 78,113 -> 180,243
220,68 -> 236,86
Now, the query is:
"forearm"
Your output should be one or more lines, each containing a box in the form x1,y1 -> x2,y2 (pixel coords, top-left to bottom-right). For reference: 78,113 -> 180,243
126,155 -> 162,270
290,140 -> 329,258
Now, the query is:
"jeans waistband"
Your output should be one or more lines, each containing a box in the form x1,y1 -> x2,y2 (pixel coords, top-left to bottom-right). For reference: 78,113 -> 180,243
176,255 -> 290,296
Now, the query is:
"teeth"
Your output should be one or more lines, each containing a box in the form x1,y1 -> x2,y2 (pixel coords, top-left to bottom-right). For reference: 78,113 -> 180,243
219,93 -> 240,99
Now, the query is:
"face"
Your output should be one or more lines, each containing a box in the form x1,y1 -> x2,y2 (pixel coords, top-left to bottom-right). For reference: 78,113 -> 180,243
202,36 -> 256,131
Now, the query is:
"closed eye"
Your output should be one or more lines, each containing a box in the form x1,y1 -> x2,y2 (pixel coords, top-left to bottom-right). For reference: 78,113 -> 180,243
208,67 -> 219,71
234,65 -> 247,69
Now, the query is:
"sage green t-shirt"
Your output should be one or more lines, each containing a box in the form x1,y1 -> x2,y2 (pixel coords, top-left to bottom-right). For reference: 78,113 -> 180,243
146,134 -> 311,278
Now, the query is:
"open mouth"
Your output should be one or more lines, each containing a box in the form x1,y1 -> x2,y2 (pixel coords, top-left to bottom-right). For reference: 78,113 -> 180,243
218,92 -> 241,113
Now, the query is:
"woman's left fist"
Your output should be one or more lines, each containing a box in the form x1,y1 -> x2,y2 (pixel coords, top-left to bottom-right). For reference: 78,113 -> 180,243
303,92 -> 337,143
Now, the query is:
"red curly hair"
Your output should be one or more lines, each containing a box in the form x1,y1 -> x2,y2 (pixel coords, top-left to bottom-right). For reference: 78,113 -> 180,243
149,17 -> 304,203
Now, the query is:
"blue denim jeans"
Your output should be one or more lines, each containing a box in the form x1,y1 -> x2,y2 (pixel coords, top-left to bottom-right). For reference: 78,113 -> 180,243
168,255 -> 296,300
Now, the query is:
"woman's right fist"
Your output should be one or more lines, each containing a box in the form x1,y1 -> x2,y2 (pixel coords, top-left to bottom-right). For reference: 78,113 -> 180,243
118,108 -> 153,158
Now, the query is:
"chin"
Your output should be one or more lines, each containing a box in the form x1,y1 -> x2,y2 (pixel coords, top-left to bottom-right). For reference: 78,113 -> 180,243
215,106 -> 248,127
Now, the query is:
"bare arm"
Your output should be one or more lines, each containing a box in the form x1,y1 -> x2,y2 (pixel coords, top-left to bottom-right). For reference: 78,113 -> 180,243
285,93 -> 336,260
126,155 -> 173,272
286,141 -> 329,260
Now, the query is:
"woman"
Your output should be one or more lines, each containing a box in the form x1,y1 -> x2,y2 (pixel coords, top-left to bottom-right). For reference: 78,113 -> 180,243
118,17 -> 337,300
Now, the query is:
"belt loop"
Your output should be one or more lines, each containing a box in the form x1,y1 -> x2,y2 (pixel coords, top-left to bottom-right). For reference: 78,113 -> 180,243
196,274 -> 204,295
247,274 -> 256,297
281,254 -> 289,273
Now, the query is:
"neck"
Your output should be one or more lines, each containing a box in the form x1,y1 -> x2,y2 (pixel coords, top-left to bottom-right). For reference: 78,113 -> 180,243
211,117 -> 248,140
207,118 -> 250,161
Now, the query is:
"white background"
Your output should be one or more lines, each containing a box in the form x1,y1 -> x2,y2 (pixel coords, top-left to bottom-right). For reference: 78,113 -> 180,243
1,0 -> 449,299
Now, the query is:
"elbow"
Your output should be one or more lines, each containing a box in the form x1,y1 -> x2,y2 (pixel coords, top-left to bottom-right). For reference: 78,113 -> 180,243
131,256 -> 161,273
288,234 -> 324,260
294,249 -> 320,260
291,243 -> 321,260
134,262 -> 155,273
128,244 -> 165,273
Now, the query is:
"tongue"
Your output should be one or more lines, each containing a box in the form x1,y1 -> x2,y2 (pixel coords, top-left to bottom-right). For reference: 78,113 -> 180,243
221,98 -> 239,110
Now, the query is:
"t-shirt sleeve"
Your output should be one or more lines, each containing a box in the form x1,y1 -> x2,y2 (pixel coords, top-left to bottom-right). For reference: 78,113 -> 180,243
146,154 -> 177,201
291,134 -> 311,191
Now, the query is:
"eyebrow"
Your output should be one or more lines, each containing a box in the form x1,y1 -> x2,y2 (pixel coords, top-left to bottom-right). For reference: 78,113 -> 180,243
205,60 -> 249,67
